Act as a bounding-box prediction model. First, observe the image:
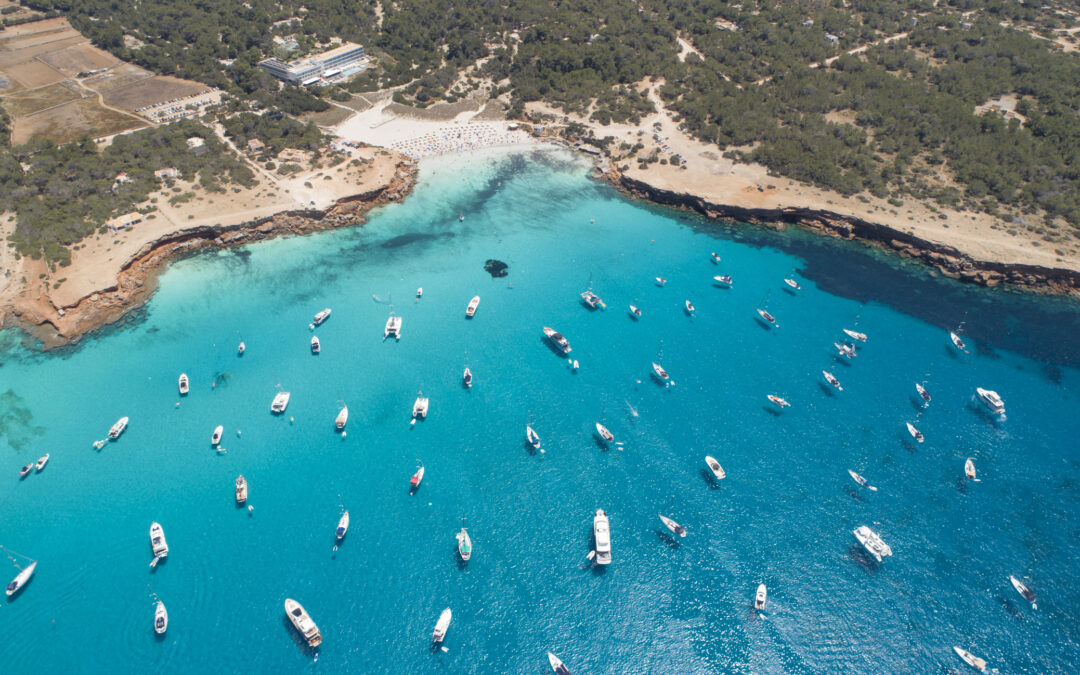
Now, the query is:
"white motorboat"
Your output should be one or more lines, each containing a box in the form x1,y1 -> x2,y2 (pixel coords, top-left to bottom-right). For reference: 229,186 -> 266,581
659,514 -> 686,537
950,331 -> 968,353
843,328 -> 867,342
629,304 -> 642,318
652,362 -> 669,381
384,313 -> 402,339
336,406 -> 349,430
432,607 -> 452,642
271,391 -> 291,414
906,422 -> 924,443
410,465 -> 425,489
767,395 -> 790,408
710,252 -> 721,264
543,326 -> 572,354
783,278 -> 801,290
19,462 -> 32,478
756,308 -> 778,327
416,287 -> 423,298
593,509 -> 612,565
916,383 -> 931,404
154,600 -> 168,634
310,336 -> 320,354
964,458 -> 977,480
754,584 -> 767,610
313,308 -> 331,325
953,646 -> 987,672
463,366 -> 473,388
548,651 -> 572,675
412,393 -> 429,419
336,511 -> 349,541
853,525 -> 893,562
848,469 -> 877,491
713,275 -> 732,286
595,423 -> 614,443
235,475 -> 248,504
580,290 -> 604,310
655,277 -> 667,286
108,416 -> 129,439
35,454 -> 49,472
178,373 -> 189,395
285,598 -> 322,647
456,524 -> 472,562
684,299 -> 695,315
823,371 -> 842,391
5,560 -> 36,597
705,455 -> 726,480
237,341 -> 245,355
466,295 -> 480,317
976,387 -> 1005,415
149,522 -> 169,558
211,425 -> 223,446
526,425 -> 541,449
1009,575 -> 1037,609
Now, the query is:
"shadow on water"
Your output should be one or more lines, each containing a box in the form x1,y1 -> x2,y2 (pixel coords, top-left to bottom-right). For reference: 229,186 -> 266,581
656,530 -> 682,549
762,406 -> 782,417
842,486 -> 866,503
700,468 -> 721,489
818,382 -> 836,398
847,545 -> 882,574
380,231 -> 453,250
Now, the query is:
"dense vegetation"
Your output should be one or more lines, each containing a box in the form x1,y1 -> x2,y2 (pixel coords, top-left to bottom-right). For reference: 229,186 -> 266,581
12,0 -> 1080,240
2,120 -> 255,264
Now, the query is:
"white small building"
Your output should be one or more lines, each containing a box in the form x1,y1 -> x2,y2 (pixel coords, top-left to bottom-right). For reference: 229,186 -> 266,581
186,137 -> 206,149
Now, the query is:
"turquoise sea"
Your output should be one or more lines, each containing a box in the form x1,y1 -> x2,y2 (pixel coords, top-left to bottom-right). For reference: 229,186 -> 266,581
2,146 -> 1079,673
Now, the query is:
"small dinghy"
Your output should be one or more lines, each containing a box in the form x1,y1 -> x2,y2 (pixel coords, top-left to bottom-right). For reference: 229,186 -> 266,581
655,277 -> 667,287
906,422 -> 924,443
154,600 -> 168,634
19,462 -> 32,478
767,395 -> 790,408
336,406 -> 349,431
235,475 -> 248,504
705,455 -> 725,480
432,607 -> 452,643
336,510 -> 349,541
465,295 -> 480,318
754,584 -> 767,610
35,454 -> 49,472
595,423 -> 614,443
684,300 -> 695,315
916,383 -> 931,405
848,469 -> 877,491
952,646 -> 987,672
1009,575 -> 1037,609
456,521 -> 472,562
822,371 -> 842,391
629,304 -> 642,319
463,366 -> 473,388
310,336 -> 320,354
964,458 -> 978,481
237,341 -> 245,355
211,425 -> 223,446
416,287 -> 423,299
783,278 -> 801,290
410,465 -> 425,490
713,275 -> 732,286
659,514 -> 686,537
756,308 -> 778,328
843,328 -> 867,342
178,373 -> 189,395
950,331 -> 969,353
547,651 -> 572,675
526,425 -> 541,450
710,252 -> 721,264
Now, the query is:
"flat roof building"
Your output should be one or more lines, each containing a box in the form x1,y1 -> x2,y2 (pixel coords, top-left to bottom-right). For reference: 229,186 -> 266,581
259,42 -> 366,84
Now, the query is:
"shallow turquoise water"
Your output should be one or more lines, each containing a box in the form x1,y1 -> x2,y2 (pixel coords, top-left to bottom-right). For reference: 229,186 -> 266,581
2,146 -> 1079,673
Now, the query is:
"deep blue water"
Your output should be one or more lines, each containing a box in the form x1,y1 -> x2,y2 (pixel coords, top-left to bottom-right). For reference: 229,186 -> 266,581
1,146 -> 1079,674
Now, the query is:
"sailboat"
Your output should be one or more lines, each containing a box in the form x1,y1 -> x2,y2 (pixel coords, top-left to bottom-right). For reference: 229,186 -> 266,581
916,383 -> 931,405
410,464 -> 425,490
456,518 -> 472,562
952,646 -> 987,672
547,651 -> 572,675
463,366 -> 473,388
178,373 -> 189,395
659,514 -> 686,537
3,546 -> 36,597
1009,575 -> 1037,609
783,277 -> 801,291
822,371 -> 842,391
756,307 -> 778,328
595,422 -> 614,444
906,422 -> 924,443
154,600 -> 168,634
526,425 -> 541,450
950,330 -> 969,354
848,469 -> 877,491
964,458 -> 978,481
336,405 -> 349,431
336,510 -> 349,541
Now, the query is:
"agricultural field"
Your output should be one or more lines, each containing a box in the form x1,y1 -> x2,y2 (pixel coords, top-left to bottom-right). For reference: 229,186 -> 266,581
10,96 -> 140,144
100,75 -> 208,111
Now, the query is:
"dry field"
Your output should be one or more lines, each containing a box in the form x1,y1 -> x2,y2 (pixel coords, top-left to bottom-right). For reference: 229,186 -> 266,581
83,63 -> 152,93
11,97 -> 143,144
101,75 -> 208,111
38,41 -> 118,77
1,80 -> 80,117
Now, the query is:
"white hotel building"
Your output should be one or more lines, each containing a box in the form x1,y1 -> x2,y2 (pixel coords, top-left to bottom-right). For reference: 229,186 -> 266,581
259,42 -> 366,85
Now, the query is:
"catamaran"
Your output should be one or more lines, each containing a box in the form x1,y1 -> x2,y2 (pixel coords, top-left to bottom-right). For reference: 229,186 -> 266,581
285,598 -> 322,647
178,373 -> 189,395
595,423 -> 614,443
1009,575 -> 1037,609
713,275 -> 732,286
235,475 -> 248,504
456,522 -> 472,562
916,383 -> 931,404
767,395 -> 790,408
35,454 -> 49,472
109,416 -> 129,440
271,391 -> 290,413
705,455 -> 726,480
149,522 -> 168,558
906,422 -> 924,443
384,311 -> 402,339
754,584 -> 767,610
580,289 -> 604,310
412,393 -> 429,419
211,425 -> 223,446
466,295 -> 480,317
834,342 -> 857,358
432,607 -> 452,643
953,646 -> 987,672
336,406 -> 349,430
659,514 -> 686,537
313,308 -> 331,325
976,387 -> 1005,415
543,327 -> 572,354
310,336 -> 320,354
547,651 -> 572,675
154,600 -> 168,634
336,511 -> 349,541
853,525 -> 893,562
823,371 -> 842,391
843,328 -> 867,342
593,509 -> 612,565
848,469 -> 877,491
526,426 -> 541,450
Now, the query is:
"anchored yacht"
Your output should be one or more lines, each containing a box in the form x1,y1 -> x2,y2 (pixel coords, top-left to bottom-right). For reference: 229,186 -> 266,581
543,327 -> 572,354
976,387 -> 1005,415
285,598 -> 322,647
466,296 -> 480,317
313,308 -> 331,325
853,525 -> 892,562
109,416 -> 129,440
149,522 -> 168,558
271,391 -> 291,414
593,509 -> 612,565
432,607 -> 452,643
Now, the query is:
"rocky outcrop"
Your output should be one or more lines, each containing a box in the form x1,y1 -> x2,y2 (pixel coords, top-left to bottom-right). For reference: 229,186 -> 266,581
613,173 -> 1080,298
8,161 -> 417,349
